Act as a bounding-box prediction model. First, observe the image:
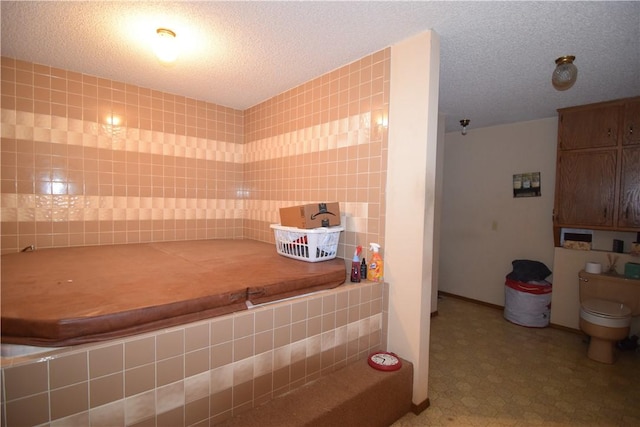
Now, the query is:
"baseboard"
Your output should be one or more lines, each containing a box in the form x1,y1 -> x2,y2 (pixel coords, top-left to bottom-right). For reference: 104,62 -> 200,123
438,291 -> 503,311
438,291 -> 584,335
411,398 -> 430,415
550,322 -> 582,335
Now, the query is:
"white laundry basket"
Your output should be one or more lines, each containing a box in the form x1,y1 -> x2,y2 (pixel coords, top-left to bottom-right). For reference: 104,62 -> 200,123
270,224 -> 344,262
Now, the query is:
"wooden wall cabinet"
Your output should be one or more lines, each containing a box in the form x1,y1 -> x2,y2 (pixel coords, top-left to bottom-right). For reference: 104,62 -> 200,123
618,146 -> 640,228
553,97 -> 640,246
623,99 -> 640,145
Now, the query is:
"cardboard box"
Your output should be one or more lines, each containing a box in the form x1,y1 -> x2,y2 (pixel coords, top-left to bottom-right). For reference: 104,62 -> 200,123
279,202 -> 341,229
563,240 -> 591,251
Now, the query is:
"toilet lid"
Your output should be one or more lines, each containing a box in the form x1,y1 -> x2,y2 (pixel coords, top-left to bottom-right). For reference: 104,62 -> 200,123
582,299 -> 632,318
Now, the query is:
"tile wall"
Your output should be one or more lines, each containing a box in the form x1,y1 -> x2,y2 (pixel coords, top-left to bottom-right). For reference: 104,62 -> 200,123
1,48 -> 390,426
243,48 -> 390,258
1,57 -> 245,254
1,50 -> 389,259
1,282 -> 385,426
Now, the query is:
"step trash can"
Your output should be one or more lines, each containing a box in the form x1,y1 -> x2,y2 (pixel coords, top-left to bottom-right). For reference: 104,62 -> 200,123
504,259 -> 552,328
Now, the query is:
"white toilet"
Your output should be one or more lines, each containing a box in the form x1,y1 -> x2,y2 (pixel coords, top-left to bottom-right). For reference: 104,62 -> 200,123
578,270 -> 640,364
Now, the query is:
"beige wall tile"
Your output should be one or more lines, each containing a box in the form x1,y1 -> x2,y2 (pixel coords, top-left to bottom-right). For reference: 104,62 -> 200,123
156,380 -> 185,414
211,341 -> 233,369
5,392 -> 49,426
50,382 -> 88,421
254,308 -> 274,333
157,406 -> 184,427
124,337 -> 156,369
157,355 -> 184,386
211,317 -> 233,345
210,388 -> 232,417
89,344 -> 123,378
185,348 -> 210,377
233,312 -> 254,339
90,372 -> 123,408
156,329 -> 184,361
184,371 -> 210,404
3,360 -> 48,400
89,400 -> 125,427
125,364 -> 155,397
125,389 -> 155,426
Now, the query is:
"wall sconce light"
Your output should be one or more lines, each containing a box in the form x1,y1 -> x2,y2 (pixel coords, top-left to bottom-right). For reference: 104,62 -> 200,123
153,28 -> 179,63
103,114 -> 123,137
552,55 -> 577,91
460,119 -> 470,136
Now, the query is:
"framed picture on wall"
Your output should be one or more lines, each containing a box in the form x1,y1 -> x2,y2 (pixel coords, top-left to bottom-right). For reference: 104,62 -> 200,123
513,172 -> 541,197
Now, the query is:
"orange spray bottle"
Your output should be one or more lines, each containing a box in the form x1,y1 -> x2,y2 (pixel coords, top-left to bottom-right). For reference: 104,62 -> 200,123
368,243 -> 383,282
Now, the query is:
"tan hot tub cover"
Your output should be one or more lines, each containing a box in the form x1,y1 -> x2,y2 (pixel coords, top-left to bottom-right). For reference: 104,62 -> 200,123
1,240 -> 346,347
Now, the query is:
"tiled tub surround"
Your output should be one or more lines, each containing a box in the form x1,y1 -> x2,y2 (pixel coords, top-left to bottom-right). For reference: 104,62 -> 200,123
242,48 -> 390,251
0,109 -> 246,251
1,109 -> 381,254
1,51 -> 389,259
1,281 -> 385,427
0,51 -> 391,425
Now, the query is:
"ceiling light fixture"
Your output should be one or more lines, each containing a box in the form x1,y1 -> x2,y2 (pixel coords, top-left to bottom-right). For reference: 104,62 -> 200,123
153,28 -> 178,63
460,119 -> 470,136
552,55 -> 577,91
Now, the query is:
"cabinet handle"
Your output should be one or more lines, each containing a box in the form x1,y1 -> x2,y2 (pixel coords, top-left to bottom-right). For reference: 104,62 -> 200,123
607,128 -> 611,137
630,126 -> 634,135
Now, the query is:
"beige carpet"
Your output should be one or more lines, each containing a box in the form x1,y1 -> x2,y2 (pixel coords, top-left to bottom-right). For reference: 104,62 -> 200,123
393,295 -> 640,426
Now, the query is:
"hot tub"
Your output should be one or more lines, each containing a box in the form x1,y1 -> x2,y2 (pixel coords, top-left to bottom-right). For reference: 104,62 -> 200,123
1,239 -> 346,347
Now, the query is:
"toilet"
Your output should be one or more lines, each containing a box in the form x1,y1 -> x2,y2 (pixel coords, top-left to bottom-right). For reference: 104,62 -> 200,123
578,270 -> 640,364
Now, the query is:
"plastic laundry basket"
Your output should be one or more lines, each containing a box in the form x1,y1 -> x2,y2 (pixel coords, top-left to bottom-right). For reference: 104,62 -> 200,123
503,277 -> 552,328
270,224 -> 344,262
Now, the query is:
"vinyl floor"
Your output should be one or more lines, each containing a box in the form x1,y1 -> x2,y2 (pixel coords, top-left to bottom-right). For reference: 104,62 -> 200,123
392,295 -> 640,427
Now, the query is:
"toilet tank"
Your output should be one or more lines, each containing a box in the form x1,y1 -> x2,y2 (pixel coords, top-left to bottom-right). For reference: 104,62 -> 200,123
579,270 -> 640,315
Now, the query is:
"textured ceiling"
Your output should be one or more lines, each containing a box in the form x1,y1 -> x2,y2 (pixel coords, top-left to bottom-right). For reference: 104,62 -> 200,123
1,1 -> 639,132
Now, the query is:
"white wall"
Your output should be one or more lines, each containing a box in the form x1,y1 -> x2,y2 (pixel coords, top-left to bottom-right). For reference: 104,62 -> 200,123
439,118 -> 558,305
386,31 -> 440,409
432,114 -> 445,314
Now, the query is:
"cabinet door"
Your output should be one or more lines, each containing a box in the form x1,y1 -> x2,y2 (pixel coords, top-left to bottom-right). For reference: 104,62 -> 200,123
555,150 -> 617,227
559,105 -> 621,150
623,99 -> 640,145
618,146 -> 640,227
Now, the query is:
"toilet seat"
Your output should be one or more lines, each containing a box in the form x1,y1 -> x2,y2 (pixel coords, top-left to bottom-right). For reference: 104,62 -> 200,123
580,298 -> 632,328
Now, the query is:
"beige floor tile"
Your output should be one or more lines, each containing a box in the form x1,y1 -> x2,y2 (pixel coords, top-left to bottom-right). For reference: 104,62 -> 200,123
393,295 -> 640,427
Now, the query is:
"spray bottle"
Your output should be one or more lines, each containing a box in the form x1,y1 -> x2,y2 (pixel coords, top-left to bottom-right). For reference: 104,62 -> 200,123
350,246 -> 362,283
368,243 -> 383,282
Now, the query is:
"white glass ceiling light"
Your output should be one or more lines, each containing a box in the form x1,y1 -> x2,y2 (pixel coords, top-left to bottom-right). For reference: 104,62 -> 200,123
552,56 -> 577,91
153,28 -> 178,63
460,119 -> 470,136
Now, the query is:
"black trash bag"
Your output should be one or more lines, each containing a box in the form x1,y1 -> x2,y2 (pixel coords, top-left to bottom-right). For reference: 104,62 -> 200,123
507,259 -> 552,282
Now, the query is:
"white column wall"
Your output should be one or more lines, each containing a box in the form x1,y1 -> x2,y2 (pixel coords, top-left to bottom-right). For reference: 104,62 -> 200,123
386,31 -> 440,407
